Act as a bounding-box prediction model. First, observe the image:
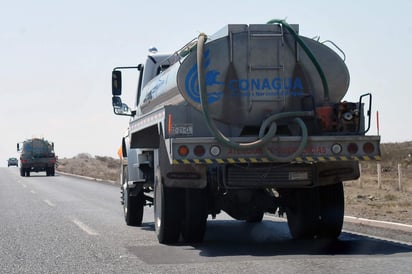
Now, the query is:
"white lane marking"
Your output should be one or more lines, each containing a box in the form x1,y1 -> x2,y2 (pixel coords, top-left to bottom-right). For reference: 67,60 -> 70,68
30,190 -> 36,194
342,229 -> 412,246
344,216 -> 412,233
43,200 -> 55,207
72,219 -> 99,236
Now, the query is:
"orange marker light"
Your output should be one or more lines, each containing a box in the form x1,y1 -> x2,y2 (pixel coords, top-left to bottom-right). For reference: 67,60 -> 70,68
168,114 -> 173,136
178,145 -> 189,157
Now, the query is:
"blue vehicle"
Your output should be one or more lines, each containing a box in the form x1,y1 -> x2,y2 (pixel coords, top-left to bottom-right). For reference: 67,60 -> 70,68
7,157 -> 18,167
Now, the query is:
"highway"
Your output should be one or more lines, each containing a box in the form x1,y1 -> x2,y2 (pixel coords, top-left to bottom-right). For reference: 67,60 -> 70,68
1,167 -> 412,273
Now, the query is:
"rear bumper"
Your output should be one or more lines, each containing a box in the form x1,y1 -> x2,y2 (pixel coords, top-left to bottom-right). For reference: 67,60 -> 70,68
21,160 -> 55,171
223,161 -> 359,188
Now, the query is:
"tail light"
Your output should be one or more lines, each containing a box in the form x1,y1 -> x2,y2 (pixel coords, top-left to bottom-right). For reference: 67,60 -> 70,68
194,145 -> 205,157
347,143 -> 358,154
363,142 -> 375,154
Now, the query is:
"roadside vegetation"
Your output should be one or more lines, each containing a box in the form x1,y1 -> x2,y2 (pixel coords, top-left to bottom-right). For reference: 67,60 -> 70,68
57,153 -> 120,182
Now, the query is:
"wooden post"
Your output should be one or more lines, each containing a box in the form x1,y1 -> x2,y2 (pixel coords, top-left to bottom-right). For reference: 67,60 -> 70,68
398,163 -> 402,192
377,163 -> 382,189
358,162 -> 363,188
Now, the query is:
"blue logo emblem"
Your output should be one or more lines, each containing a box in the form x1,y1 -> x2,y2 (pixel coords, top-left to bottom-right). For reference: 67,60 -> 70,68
184,49 -> 224,104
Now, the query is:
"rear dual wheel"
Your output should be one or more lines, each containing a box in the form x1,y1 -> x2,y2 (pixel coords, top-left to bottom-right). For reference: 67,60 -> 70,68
181,189 -> 208,242
285,182 -> 344,239
20,168 -> 30,177
46,167 -> 55,176
317,182 -> 344,238
154,171 -> 183,244
154,169 -> 207,244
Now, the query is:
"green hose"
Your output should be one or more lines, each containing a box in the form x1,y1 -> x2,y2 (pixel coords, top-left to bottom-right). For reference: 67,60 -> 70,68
197,33 -> 312,162
267,19 -> 330,103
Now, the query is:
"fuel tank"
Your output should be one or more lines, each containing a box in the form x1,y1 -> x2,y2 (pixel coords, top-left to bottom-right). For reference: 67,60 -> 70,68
140,24 -> 349,126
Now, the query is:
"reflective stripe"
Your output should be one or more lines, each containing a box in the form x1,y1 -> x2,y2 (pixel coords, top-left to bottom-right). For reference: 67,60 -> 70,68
171,155 -> 381,164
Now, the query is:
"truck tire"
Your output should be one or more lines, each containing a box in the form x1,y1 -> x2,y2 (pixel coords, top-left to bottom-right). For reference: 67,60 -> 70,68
48,167 -> 55,176
120,165 -> 144,226
20,168 -> 25,177
317,182 -> 344,238
181,188 -> 208,243
25,170 -> 30,177
285,188 -> 319,239
154,171 -> 183,244
246,211 -> 264,223
123,187 -> 144,226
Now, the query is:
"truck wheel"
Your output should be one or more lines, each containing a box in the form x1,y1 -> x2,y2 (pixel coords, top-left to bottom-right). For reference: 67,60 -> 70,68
285,188 -> 319,239
50,167 -> 55,176
246,211 -> 264,223
123,186 -> 144,226
317,182 -> 344,238
181,188 -> 208,243
20,168 -> 25,177
154,171 -> 183,244
120,164 -> 144,226
25,170 -> 30,177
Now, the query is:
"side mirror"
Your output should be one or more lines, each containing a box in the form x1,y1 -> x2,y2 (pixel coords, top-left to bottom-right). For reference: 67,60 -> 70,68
17,143 -> 20,151
112,96 -> 122,108
112,70 -> 122,96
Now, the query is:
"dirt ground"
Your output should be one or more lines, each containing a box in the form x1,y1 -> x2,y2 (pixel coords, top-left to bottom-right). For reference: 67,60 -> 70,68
344,164 -> 412,225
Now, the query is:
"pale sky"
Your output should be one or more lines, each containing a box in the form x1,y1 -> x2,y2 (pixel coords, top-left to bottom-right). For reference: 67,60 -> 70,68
1,0 -> 411,165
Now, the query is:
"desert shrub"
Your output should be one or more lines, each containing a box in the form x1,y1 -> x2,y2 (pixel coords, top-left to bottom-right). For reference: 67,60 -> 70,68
75,153 -> 92,160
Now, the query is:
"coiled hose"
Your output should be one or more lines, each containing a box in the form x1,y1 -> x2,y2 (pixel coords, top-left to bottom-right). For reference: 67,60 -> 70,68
197,33 -> 313,162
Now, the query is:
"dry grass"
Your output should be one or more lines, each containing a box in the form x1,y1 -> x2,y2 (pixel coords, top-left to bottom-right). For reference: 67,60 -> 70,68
56,153 -> 120,182
344,161 -> 412,225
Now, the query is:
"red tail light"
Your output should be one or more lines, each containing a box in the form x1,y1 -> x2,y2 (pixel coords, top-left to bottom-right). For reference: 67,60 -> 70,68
347,143 -> 358,154
194,145 -> 205,157
363,142 -> 375,154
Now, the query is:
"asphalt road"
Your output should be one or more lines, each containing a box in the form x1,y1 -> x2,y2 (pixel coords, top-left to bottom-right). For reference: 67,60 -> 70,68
1,167 -> 412,273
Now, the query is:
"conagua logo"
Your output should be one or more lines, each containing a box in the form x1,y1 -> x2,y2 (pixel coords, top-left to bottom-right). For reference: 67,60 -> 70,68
184,49 -> 304,104
185,49 -> 224,104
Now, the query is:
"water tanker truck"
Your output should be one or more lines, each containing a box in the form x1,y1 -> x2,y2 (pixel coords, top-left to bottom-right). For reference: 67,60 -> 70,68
111,20 -> 381,244
17,138 -> 56,177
